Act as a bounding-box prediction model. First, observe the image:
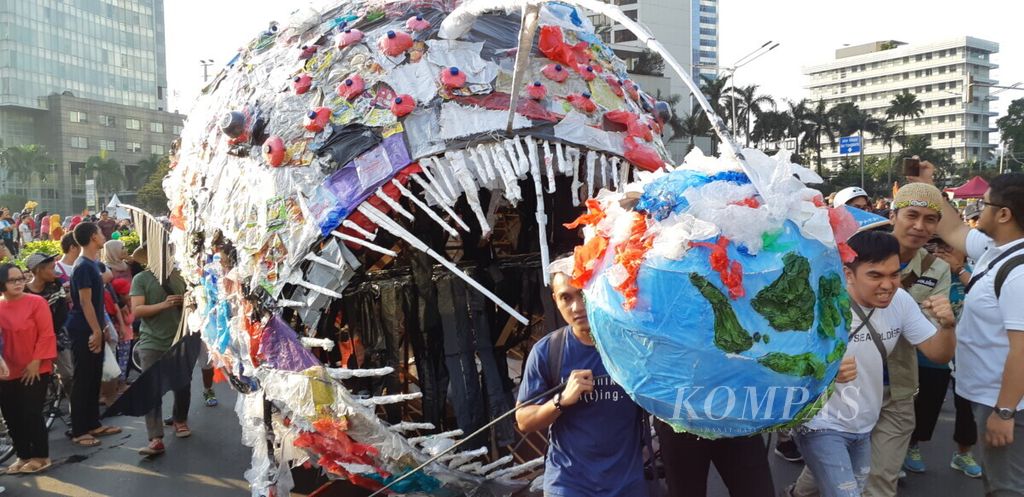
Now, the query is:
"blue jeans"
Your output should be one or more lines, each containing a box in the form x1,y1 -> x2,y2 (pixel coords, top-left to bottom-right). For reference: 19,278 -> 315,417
794,427 -> 872,497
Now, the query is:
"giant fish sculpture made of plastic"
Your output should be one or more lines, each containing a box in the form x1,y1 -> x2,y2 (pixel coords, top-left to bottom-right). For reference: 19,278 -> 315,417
163,0 -> 854,495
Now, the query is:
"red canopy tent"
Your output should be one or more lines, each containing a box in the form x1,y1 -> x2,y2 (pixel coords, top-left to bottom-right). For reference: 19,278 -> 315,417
944,176 -> 989,198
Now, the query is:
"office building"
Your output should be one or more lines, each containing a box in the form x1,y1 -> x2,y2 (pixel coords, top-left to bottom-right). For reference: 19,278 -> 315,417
0,0 -> 183,214
803,37 -> 999,169
592,0 -> 719,159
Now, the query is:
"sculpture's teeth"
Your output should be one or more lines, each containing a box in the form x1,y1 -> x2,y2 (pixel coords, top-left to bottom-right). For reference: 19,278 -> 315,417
569,145 -> 582,206
407,429 -> 464,445
358,392 -> 422,406
428,155 -> 460,201
303,252 -> 344,271
475,455 -> 514,475
599,153 -> 611,191
387,422 -> 435,433
527,136 -> 551,286
326,366 -> 395,380
331,230 -> 397,257
275,299 -> 307,308
341,219 -> 376,241
541,140 -> 556,193
511,136 -> 530,177
446,149 -> 490,236
294,279 -> 344,299
374,188 -> 415,222
487,143 -> 521,204
585,150 -> 597,199
554,141 -> 569,175
391,179 -> 459,238
487,457 -> 544,480
299,337 -> 334,351
445,446 -> 488,467
611,155 -> 623,190
409,174 -> 471,232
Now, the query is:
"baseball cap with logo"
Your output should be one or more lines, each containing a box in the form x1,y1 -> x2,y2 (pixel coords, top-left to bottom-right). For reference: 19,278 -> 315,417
25,253 -> 57,271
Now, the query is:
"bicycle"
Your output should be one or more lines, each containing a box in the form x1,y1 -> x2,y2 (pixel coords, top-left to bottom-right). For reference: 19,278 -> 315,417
43,373 -> 70,431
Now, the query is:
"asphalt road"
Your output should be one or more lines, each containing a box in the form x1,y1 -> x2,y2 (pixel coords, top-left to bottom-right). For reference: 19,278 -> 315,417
0,377 -> 986,497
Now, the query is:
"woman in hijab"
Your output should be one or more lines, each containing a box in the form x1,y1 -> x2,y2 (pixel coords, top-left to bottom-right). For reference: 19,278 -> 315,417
48,214 -> 63,241
102,240 -> 132,282
37,212 -> 49,241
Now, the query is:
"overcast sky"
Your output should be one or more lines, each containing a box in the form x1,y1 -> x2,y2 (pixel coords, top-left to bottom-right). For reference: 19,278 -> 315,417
166,0 -> 1023,129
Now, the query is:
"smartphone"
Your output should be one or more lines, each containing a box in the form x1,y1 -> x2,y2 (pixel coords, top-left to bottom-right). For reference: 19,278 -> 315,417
903,157 -> 920,177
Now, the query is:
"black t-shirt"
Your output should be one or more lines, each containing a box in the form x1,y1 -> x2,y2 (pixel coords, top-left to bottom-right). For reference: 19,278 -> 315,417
67,256 -> 104,337
26,280 -> 69,330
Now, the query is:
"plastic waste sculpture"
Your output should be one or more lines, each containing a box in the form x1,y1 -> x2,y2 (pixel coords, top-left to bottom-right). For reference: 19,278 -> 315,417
164,0 -> 852,495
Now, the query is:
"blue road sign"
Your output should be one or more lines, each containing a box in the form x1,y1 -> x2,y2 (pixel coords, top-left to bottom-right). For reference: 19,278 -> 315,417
839,135 -> 861,154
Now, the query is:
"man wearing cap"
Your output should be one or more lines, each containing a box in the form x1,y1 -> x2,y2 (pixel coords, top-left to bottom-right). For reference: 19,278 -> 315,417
24,253 -> 73,394
912,166 -> 1024,496
963,203 -> 981,229
833,186 -> 872,211
515,258 -> 646,497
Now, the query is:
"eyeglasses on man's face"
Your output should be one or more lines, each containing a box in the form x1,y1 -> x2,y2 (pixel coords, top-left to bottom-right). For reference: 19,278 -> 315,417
978,199 -> 1006,212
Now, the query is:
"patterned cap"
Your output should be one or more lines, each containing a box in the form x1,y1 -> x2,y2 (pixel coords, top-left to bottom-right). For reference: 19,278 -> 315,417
892,183 -> 944,214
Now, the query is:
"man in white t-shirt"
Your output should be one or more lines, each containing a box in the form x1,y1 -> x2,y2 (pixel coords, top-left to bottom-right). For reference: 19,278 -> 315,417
913,166 -> 1024,496
788,231 -> 957,497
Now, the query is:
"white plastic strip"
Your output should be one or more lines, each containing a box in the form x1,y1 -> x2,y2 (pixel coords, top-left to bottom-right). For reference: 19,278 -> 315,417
419,157 -> 453,205
474,144 -> 500,186
467,146 -> 492,184
528,137 -> 551,286
407,429 -> 465,445
304,252 -> 344,271
300,337 -> 335,351
429,156 -> 460,201
611,156 -> 622,190
542,140 -> 556,193
341,220 -> 376,241
392,179 -> 460,237
410,174 -> 472,232
326,366 -> 395,379
488,143 -> 522,204
358,392 -> 422,406
599,153 -> 611,190
446,447 -> 488,467
585,150 -> 597,199
331,230 -> 398,257
447,150 -> 491,236
276,299 -> 307,308
512,137 -> 530,177
375,189 -> 415,222
475,455 -> 513,475
570,146 -> 582,206
358,203 -> 528,324
488,458 -> 544,480
554,141 -> 569,174
294,279 -> 344,299
388,422 -> 436,433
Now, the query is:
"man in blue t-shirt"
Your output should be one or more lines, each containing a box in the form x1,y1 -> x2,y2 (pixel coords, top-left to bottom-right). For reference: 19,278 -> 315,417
516,260 -> 646,497
66,222 -> 122,447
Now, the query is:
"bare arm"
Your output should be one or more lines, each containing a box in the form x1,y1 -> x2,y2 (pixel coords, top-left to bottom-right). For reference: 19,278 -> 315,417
916,296 -> 957,364
910,160 -> 970,253
995,332 -> 1024,411
515,399 -> 563,433
131,294 -> 180,319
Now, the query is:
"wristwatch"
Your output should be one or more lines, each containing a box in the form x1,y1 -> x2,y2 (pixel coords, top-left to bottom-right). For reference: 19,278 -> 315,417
553,392 -> 564,411
994,406 -> 1016,420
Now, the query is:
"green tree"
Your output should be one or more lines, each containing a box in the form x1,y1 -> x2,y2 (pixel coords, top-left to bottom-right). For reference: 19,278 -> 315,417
751,110 -> 791,151
632,49 -> 665,77
875,122 -> 901,188
806,99 -> 838,177
132,154 -> 163,190
886,92 -> 924,143
728,84 -> 776,147
785,98 -> 813,156
84,151 -> 125,205
673,111 -> 711,154
699,74 -> 731,154
136,156 -> 171,214
996,97 -> 1024,172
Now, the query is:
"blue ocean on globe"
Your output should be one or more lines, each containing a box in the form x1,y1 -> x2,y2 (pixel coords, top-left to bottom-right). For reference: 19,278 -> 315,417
585,220 -> 851,438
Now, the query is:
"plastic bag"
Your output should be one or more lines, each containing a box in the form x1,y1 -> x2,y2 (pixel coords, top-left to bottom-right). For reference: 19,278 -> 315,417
101,344 -> 121,382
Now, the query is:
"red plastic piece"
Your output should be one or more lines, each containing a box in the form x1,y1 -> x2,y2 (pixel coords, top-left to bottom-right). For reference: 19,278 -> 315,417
298,45 -> 318,60
441,66 -> 467,89
390,94 -> 416,117
405,15 -> 431,31
828,206 -> 861,263
731,197 -> 761,209
578,64 -> 597,81
303,107 -> 332,133
605,76 -> 624,97
336,28 -> 363,49
623,136 -> 664,171
538,25 -> 589,68
605,110 -> 653,142
624,79 -> 640,100
564,199 -> 610,289
263,136 -> 286,167
293,74 -> 312,95
337,74 -> 365,100
526,81 -> 547,100
612,212 -> 654,310
690,237 -> 745,300
378,30 -> 413,57
567,92 -> 597,113
293,418 -> 381,484
542,63 -> 569,83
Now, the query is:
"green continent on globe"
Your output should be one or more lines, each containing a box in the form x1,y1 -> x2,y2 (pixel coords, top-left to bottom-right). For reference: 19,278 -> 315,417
689,273 -> 754,354
757,352 -> 827,380
826,340 -> 847,363
817,273 -> 851,339
752,253 -> 815,331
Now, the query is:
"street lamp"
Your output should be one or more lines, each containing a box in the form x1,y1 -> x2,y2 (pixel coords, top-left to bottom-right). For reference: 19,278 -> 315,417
698,41 -> 780,136
200,59 -> 215,83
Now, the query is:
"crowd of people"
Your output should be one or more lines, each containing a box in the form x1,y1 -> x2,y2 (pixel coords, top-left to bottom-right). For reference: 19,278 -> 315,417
0,213 -> 218,477
519,168 -> 1024,497
0,208 -> 130,260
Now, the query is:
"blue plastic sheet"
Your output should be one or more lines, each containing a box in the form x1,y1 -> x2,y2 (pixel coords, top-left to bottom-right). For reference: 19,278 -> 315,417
636,170 -> 751,221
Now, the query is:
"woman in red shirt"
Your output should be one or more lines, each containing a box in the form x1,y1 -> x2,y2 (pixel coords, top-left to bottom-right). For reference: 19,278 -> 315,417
0,263 -> 57,474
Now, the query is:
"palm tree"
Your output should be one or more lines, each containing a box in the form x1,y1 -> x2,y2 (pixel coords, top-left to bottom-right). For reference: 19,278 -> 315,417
674,111 -> 712,153
806,99 -> 838,176
785,98 -> 813,154
886,92 -> 924,142
728,84 -> 776,147
2,144 -> 54,182
132,154 -> 163,190
84,151 -> 125,205
750,110 -> 791,150
875,122 -> 901,187
700,74 -> 731,154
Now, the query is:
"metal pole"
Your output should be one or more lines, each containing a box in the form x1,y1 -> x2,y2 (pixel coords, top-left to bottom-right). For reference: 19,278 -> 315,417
964,60 -> 969,169
859,128 -> 865,188
730,69 -> 737,137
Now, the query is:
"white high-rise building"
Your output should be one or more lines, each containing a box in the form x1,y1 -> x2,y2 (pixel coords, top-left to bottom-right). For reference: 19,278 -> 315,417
591,0 -> 719,157
803,37 -> 999,168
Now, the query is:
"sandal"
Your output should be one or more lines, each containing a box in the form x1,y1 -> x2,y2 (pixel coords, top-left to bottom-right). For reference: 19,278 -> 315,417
2,459 -> 27,475
19,459 -> 51,474
89,426 -> 122,437
72,435 -> 102,447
